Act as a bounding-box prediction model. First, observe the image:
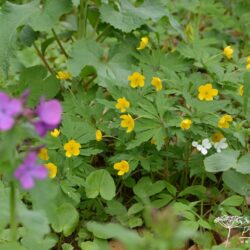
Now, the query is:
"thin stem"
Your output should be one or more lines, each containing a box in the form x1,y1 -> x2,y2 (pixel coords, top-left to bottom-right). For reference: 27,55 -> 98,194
57,233 -> 64,250
78,0 -> 88,39
96,25 -> 111,42
226,227 -> 231,247
51,29 -> 69,58
33,42 -> 54,75
10,182 -> 17,241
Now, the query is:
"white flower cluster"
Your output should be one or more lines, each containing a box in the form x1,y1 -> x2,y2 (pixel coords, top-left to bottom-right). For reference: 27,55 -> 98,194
192,138 -> 228,155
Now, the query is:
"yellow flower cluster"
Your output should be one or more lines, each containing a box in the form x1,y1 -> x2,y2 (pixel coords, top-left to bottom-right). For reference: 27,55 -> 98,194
198,83 -> 218,101
96,130 -> 102,141
239,85 -> 244,96
223,46 -> 233,59
113,160 -> 130,176
137,36 -> 149,50
211,132 -> 224,143
218,115 -> 233,128
180,119 -> 192,130
246,56 -> 250,69
56,71 -> 72,80
120,114 -> 135,133
38,148 -> 58,179
64,139 -> 81,157
116,97 -> 130,113
51,128 -> 60,137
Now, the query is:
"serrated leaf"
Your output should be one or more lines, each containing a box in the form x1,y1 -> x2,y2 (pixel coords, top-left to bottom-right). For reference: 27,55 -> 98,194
85,169 -> 116,200
19,65 -> 60,106
204,150 -> 240,173
100,0 -> 166,32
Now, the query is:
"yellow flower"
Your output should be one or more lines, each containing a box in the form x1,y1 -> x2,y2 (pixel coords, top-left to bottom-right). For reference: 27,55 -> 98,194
151,77 -> 163,91
96,130 -> 102,141
51,128 -> 60,137
128,72 -> 145,88
120,114 -> 135,133
246,64 -> 250,69
151,137 -> 157,145
247,56 -> 250,64
211,132 -> 224,143
239,85 -> 244,96
180,119 -> 192,130
38,148 -> 49,161
218,115 -> 233,128
116,97 -> 130,112
223,46 -> 233,59
198,83 -> 218,101
45,163 -> 57,179
64,139 -> 81,158
137,36 -> 149,50
56,71 -> 71,80
113,160 -> 130,176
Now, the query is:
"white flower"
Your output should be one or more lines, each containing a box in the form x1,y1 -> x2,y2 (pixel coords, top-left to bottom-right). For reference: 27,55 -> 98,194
214,138 -> 228,153
192,138 -> 212,155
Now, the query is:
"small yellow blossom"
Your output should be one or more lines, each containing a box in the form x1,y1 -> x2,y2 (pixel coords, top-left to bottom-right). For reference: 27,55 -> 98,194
151,77 -> 163,91
120,114 -> 135,133
246,64 -> 250,69
64,139 -> 81,158
45,163 -> 57,179
137,36 -> 149,50
239,85 -> 244,96
180,119 -> 192,130
113,160 -> 130,176
218,115 -> 233,128
247,56 -> 250,64
212,132 -> 224,143
51,128 -> 60,137
198,83 -> 218,101
38,148 -> 49,161
151,137 -> 157,145
116,97 -> 130,113
223,46 -> 233,59
128,72 -> 145,88
56,71 -> 71,80
96,130 -> 102,141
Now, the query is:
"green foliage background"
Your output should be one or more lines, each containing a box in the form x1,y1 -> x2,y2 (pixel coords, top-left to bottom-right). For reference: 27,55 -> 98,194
0,0 -> 249,249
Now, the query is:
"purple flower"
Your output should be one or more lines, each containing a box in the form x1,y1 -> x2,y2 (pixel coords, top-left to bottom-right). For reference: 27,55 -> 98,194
14,152 -> 48,190
34,98 -> 62,137
0,92 -> 22,131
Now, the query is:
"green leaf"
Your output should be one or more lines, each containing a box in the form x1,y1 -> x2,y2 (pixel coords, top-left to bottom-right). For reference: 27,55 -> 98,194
68,40 -> 132,85
221,195 -> 244,207
29,0 -> 73,31
204,150 -> 240,173
127,203 -> 144,216
100,0 -> 166,32
0,242 -> 26,250
0,1 -> 39,76
19,65 -> 60,106
198,219 -> 211,230
243,72 -> 250,115
80,241 -> 100,250
179,185 -> 206,199
85,169 -> 116,200
86,222 -> 143,249
222,170 -> 250,196
51,203 -> 79,236
234,153 -> 250,174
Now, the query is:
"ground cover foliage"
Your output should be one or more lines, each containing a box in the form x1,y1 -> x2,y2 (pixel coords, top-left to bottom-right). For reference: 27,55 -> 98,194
0,0 -> 250,249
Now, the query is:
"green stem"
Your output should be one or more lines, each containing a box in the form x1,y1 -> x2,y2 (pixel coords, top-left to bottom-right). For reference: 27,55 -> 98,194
96,25 -> 111,42
78,0 -> 88,39
10,182 -> 17,241
33,42 -> 54,75
51,29 -> 69,58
